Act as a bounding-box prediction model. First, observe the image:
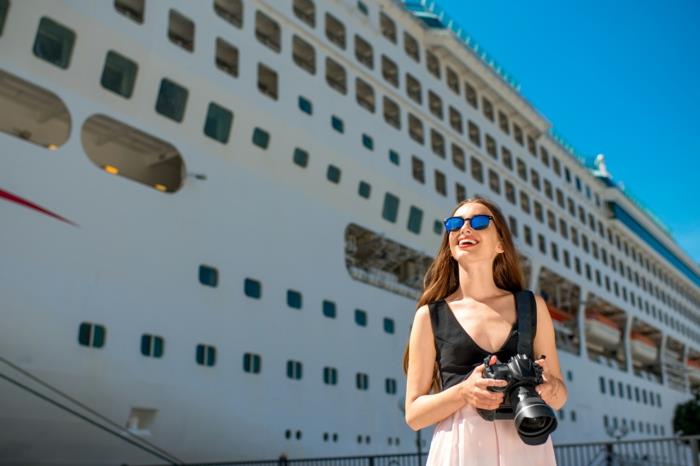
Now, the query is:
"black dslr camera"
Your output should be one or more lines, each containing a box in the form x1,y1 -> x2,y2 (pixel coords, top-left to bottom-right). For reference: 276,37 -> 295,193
474,353 -> 558,445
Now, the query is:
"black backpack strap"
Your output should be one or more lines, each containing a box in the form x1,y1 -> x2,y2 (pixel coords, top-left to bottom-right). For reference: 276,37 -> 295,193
515,290 -> 537,357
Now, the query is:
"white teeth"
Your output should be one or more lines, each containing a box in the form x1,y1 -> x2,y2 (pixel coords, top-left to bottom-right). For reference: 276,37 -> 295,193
459,239 -> 477,246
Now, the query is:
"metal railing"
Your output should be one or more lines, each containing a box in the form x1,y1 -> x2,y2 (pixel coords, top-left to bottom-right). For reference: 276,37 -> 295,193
138,436 -> 700,466
554,435 -> 700,466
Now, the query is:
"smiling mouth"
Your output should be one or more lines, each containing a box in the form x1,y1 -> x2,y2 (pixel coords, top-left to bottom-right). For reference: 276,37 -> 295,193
458,239 -> 479,248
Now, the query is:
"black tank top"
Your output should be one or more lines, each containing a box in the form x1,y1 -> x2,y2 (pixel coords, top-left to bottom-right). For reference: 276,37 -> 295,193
428,291 -> 536,391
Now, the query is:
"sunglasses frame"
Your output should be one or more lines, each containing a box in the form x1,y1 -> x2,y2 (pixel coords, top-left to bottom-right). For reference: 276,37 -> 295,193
443,214 -> 495,232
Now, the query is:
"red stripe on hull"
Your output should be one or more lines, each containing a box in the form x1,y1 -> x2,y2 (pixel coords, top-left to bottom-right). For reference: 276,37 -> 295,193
0,187 -> 77,226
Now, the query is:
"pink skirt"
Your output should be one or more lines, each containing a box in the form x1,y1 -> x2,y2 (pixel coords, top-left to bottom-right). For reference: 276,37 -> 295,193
426,402 -> 558,466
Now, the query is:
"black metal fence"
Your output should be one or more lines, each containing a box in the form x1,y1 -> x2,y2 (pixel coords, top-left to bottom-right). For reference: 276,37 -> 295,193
554,435 -> 700,466
139,435 -> 700,466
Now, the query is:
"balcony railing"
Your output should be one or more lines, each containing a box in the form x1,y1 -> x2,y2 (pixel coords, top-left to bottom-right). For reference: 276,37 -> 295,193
139,435 -> 700,466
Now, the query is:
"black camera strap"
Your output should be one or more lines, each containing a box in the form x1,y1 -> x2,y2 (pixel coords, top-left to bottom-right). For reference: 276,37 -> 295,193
515,290 -> 537,358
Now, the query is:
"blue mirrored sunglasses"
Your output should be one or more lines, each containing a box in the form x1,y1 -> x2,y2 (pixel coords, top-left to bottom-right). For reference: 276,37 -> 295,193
443,214 -> 494,232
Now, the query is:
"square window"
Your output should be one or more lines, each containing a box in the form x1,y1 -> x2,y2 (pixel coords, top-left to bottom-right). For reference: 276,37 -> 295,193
357,1 -> 368,15
407,206 -> 423,234
115,0 -> 145,24
298,95 -> 313,114
455,183 -> 466,203
255,11 -> 280,52
258,63 -> 278,99
168,10 -> 194,52
388,150 -> 400,166
214,0 -> 243,28
354,34 -> 373,69
204,102 -> 233,144
381,55 -> 399,87
434,170 -> 447,196
326,165 -> 341,183
196,344 -> 216,366
380,12 -> 396,43
355,309 -> 367,326
452,145 -> 465,171
322,300 -> 336,318
155,78 -> 188,122
252,127 -> 270,148
408,113 -> 424,144
293,148 -> 309,167
383,318 -> 394,334
287,289 -> 302,309
292,35 -> 315,74
358,181 -> 371,199
325,57 -> 347,94
244,278 -> 261,298
403,31 -> 419,62
325,13 -> 346,49
101,51 -> 138,98
382,192 -> 399,223
78,322 -> 106,348
293,0 -> 315,27
356,78 -> 375,113
33,17 -> 76,69
433,220 -> 442,235
198,264 -> 218,287
362,133 -> 374,150
331,115 -> 344,133
215,38 -> 239,77
382,96 -> 400,129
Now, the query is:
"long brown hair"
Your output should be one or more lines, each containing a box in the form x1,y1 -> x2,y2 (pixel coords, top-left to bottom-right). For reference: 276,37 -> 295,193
402,196 -> 525,393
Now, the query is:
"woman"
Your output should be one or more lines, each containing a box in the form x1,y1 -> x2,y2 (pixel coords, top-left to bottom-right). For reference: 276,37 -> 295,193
402,197 -> 567,465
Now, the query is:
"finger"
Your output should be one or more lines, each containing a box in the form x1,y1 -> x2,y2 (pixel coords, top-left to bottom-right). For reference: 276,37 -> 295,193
478,378 -> 508,388
489,355 -> 498,365
477,395 -> 502,409
477,389 -> 505,404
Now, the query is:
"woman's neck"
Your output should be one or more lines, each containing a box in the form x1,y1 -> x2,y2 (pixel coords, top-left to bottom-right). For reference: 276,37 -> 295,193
452,261 -> 504,302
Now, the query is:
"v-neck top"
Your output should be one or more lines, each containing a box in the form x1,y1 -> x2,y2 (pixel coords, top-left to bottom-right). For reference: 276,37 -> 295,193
428,295 -> 520,391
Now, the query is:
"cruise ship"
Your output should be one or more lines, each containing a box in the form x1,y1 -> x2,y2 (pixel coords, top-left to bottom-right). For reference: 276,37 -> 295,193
1,0 -> 699,464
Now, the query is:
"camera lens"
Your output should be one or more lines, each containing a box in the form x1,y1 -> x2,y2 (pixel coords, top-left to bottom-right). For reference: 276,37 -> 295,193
520,416 -> 555,434
511,386 -> 558,445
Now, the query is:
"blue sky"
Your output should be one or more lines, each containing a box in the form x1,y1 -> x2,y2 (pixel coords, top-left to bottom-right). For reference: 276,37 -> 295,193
434,0 -> 700,266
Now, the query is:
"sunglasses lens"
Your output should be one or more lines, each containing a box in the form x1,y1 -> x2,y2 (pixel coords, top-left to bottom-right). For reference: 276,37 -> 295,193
444,217 -> 464,232
471,215 -> 491,230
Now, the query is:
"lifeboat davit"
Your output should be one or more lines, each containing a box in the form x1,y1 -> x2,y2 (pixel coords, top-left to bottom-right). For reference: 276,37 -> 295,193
630,331 -> 658,364
688,359 -> 700,384
585,309 -> 621,348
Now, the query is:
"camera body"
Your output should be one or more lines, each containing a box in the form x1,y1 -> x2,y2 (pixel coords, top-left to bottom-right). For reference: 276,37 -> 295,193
477,353 -> 544,420
474,353 -> 558,445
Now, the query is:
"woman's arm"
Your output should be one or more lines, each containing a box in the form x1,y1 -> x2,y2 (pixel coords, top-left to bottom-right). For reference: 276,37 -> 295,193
532,294 -> 568,411
404,305 -> 467,431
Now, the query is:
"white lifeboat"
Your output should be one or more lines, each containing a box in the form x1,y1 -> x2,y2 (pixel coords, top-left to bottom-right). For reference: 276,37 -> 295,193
585,309 -> 621,348
630,332 -> 658,364
547,304 -> 574,334
688,359 -> 700,384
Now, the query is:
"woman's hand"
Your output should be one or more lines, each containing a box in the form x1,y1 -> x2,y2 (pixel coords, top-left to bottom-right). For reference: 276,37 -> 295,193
458,355 -> 509,410
534,356 -> 564,407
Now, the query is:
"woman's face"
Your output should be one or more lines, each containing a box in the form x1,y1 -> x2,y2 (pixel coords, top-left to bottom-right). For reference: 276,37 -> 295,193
448,202 -> 504,263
